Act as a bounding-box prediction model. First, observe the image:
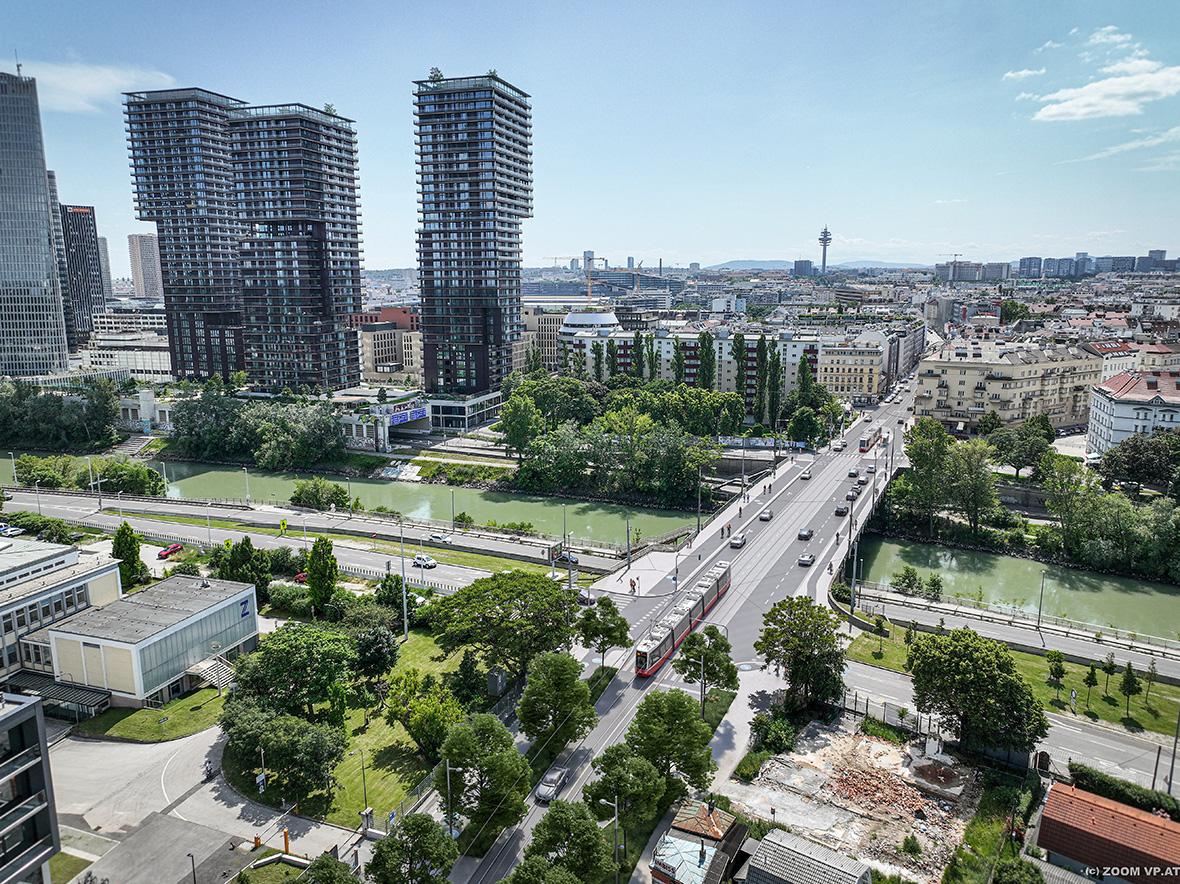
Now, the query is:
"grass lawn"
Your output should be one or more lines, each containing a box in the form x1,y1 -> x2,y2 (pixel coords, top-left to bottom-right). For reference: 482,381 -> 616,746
240,859 -> 308,882
224,629 -> 458,827
74,687 -> 225,741
49,851 -> 92,882
703,688 -> 738,732
587,666 -> 618,703
942,777 -> 1023,884
847,629 -> 1180,737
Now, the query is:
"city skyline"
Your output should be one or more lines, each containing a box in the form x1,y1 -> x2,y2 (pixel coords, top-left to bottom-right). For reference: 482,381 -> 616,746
3,0 -> 1179,277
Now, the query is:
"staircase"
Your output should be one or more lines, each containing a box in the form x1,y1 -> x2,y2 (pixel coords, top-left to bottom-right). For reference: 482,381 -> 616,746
188,655 -> 235,692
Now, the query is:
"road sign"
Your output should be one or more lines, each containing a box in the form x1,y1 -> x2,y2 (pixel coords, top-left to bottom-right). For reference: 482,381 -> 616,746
256,773 -> 266,793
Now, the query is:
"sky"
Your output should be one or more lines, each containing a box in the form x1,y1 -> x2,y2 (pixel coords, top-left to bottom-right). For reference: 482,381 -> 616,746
4,0 -> 1179,277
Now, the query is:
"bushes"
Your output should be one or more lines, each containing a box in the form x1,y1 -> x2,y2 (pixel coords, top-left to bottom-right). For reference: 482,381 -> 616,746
1,512 -> 78,544
417,461 -> 512,486
485,519 -> 535,535
290,477 -> 350,511
890,566 -> 922,594
1068,762 -> 1180,821
831,581 -> 851,604
733,749 -> 772,782
14,453 -> 164,496
267,582 -> 314,618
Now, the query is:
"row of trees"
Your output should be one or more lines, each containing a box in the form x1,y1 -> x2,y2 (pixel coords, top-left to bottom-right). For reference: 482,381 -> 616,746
0,379 -> 121,452
14,454 -> 164,496
169,377 -> 342,470
1093,427 -> 1180,498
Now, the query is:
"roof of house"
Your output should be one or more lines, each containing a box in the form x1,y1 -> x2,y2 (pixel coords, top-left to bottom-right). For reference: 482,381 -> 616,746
746,830 -> 870,884
1037,784 -> 1180,882
652,834 -> 722,884
1093,371 -> 1180,405
672,801 -> 737,842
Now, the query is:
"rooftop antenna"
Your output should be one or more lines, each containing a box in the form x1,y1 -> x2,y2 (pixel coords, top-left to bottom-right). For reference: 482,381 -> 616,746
14,50 -> 22,77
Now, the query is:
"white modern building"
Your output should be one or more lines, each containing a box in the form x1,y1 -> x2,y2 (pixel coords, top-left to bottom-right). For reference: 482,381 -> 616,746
1087,371 -> 1180,457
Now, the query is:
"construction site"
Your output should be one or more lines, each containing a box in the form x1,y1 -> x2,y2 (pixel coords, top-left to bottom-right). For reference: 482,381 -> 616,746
720,717 -> 983,883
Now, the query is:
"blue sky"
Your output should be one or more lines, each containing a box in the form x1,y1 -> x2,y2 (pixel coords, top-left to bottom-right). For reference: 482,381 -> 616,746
5,0 -> 1179,276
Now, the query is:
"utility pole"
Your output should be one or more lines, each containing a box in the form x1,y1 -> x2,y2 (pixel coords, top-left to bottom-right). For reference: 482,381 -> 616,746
1169,705 -> 1180,795
696,465 -> 702,533
399,522 -> 408,641
1037,571 -> 1047,630
625,513 -> 632,566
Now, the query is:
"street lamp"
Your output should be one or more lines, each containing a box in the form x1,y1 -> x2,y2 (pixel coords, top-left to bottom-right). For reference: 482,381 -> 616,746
350,747 -> 369,811
242,466 -> 251,505
117,491 -> 124,519
34,481 -> 40,517
1037,570 -> 1048,630
186,852 -> 197,884
398,525 -> 408,641
451,488 -> 456,531
598,796 -> 621,884
346,477 -> 353,517
302,515 -> 308,550
7,452 -> 15,486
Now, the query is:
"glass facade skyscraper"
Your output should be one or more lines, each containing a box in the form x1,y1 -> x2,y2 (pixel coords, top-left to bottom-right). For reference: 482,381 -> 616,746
0,72 -> 68,377
59,204 -> 107,350
414,74 -> 533,395
125,88 -> 362,389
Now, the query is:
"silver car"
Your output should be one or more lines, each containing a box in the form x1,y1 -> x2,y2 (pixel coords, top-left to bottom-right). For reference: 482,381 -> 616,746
537,766 -> 568,803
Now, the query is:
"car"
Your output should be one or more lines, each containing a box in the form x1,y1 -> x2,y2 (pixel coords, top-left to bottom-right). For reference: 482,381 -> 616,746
800,469 -> 811,480
577,587 -> 593,606
554,551 -> 579,566
428,532 -> 452,543
898,417 -> 906,424
0,491 -> 11,500
857,476 -> 869,486
835,504 -> 849,516
866,465 -> 877,474
798,553 -> 816,567
536,766 -> 568,803
833,441 -> 846,451
157,543 -> 184,560
729,533 -> 747,549
797,527 -> 813,540
759,509 -> 774,521
906,405 -> 914,412
413,553 -> 437,568
293,571 -> 308,584
846,489 -> 858,501
0,527 -> 24,538
863,414 -> 872,422
848,468 -> 859,478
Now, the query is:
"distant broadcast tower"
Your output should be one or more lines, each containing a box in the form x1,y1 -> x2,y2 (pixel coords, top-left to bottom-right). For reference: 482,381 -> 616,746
818,225 -> 833,274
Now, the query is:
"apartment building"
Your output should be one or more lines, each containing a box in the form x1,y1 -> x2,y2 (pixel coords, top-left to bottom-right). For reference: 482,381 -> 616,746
522,306 -> 569,372
0,694 -> 59,882
914,340 -> 1102,434
1079,341 -> 1139,380
358,323 -> 423,387
1087,371 -> 1180,457
817,339 -> 888,404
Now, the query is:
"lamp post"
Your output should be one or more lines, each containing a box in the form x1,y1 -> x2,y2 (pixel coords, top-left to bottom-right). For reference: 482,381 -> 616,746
346,477 -> 353,517
398,525 -> 408,641
451,489 -> 456,531
350,747 -> 369,810
34,481 -> 40,516
302,515 -> 308,550
1037,570 -> 1048,630
117,491 -> 124,519
599,796 -> 620,884
696,465 -> 702,533
186,852 -> 197,884
7,452 -> 15,486
241,467 -> 251,505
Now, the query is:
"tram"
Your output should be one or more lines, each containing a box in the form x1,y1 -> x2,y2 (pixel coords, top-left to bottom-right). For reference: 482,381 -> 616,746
634,561 -> 732,677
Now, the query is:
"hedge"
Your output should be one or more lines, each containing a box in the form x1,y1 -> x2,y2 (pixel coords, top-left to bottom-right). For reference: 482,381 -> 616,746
1068,762 -> 1180,821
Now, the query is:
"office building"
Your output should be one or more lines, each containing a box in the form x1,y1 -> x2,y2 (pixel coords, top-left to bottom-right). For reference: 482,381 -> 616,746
81,329 -> 173,382
793,260 -> 813,277
569,258 -> 579,271
414,73 -> 533,400
1074,252 -> 1090,274
125,88 -> 362,390
982,262 -> 1010,281
0,693 -> 60,882
627,256 -> 635,269
522,306 -> 568,372
0,73 -> 69,377
96,235 -> 114,302
127,233 -> 164,300
817,338 -> 888,404
1017,257 -> 1042,279
59,205 -> 107,350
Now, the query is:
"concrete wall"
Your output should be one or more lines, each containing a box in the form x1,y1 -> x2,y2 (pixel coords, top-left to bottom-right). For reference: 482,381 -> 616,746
88,571 -> 121,607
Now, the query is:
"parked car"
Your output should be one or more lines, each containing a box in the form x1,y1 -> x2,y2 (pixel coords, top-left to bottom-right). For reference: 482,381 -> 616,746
863,414 -> 872,422
157,543 -> 184,560
536,766 -> 568,803
577,587 -> 593,606
729,533 -> 747,549
898,417 -> 906,424
857,476 -> 869,486
759,509 -> 774,522
0,527 -> 24,538
554,551 -> 579,566
293,571 -> 308,584
800,470 -> 812,480
835,504 -> 849,516
428,532 -> 451,543
798,553 -> 816,567
848,468 -> 859,478
413,553 -> 437,568
797,527 -> 813,540
1,491 -> 11,501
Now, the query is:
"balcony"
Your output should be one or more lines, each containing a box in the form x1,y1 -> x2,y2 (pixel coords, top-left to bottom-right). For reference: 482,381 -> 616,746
0,791 -> 47,841
0,746 -> 40,787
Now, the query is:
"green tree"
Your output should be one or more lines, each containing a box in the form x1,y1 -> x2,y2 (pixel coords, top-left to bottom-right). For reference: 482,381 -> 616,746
577,597 -> 631,670
436,713 -> 531,839
976,410 -> 1003,436
1027,414 -> 1055,445
631,331 -> 645,378
993,859 -> 1044,884
583,744 -> 665,856
606,339 -> 619,377
432,571 -> 578,681
374,570 -> 405,609
111,521 -> 149,587
697,331 -> 716,390
289,476 -> 349,510
787,406 -> 822,447
376,386 -> 388,403
527,344 -> 545,374
305,536 -> 339,616
1118,662 -> 1142,716
525,800 -> 614,883
1101,652 -> 1118,695
517,652 -> 598,747
233,623 -> 356,716
367,812 -> 458,884
672,625 -> 738,717
354,626 -> 399,683
672,339 -> 686,384
949,438 -> 997,533
303,853 -> 357,884
501,394 -> 545,461
988,423 -> 1049,479
1146,658 -> 1158,703
625,689 -> 715,788
406,685 -> 466,762
1098,433 -> 1174,495
753,334 -> 768,422
591,341 -> 605,382
925,573 -> 944,600
1045,650 -> 1066,701
504,857 -> 582,884
447,650 -> 486,708
767,347 -> 783,429
754,597 -> 844,709
1083,663 -> 1099,709
999,299 -> 1031,326
645,334 -> 658,381
904,418 -> 953,535
906,628 -> 1048,751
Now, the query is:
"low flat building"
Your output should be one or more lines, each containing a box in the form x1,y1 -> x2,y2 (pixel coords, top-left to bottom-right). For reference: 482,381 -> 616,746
1087,371 -> 1180,456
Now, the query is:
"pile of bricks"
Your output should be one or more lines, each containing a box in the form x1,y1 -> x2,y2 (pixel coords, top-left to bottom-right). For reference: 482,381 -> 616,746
831,764 -> 932,818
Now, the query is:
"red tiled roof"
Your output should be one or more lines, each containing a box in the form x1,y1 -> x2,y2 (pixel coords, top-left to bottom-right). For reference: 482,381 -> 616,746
1037,785 -> 1180,884
1094,371 -> 1180,404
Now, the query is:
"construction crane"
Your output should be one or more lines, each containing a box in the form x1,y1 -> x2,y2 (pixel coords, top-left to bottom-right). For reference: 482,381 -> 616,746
543,256 -> 609,302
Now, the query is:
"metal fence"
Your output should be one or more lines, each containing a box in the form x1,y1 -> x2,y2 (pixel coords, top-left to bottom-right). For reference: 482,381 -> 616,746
836,687 -> 945,740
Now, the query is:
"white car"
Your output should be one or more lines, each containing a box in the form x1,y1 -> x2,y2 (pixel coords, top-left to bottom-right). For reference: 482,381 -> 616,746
428,532 -> 452,543
0,527 -> 24,538
800,470 -> 812,480
412,553 -> 437,568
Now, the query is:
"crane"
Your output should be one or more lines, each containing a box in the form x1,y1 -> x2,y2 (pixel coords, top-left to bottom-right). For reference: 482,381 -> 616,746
542,256 -> 609,302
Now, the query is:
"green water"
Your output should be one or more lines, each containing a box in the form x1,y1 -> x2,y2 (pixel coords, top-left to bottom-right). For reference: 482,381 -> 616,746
859,536 -> 1180,638
0,453 -> 691,546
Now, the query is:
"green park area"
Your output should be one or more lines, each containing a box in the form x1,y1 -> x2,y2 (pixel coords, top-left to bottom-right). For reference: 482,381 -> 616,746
74,687 -> 226,742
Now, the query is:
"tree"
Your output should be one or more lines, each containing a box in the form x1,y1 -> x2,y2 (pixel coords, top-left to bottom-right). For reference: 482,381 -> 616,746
583,744 -> 665,855
234,623 -> 356,716
367,812 -> 458,884
436,714 -> 531,838
375,571 -> 405,609
591,341 -> 604,382
672,625 -> 738,717
211,535 -> 271,602
625,689 -> 715,788
767,348 -> 783,430
1101,652 -> 1118,696
906,628 -> 1048,751
645,334 -> 658,381
501,395 -> 545,461
754,597 -> 844,710
354,626 -> 399,683
432,571 -> 578,681
904,418 -> 953,535
290,476 -> 350,510
406,685 -> 466,762
504,857 -> 583,884
606,339 -> 619,377
999,299 -> 1031,326
993,860 -> 1045,884
1098,433 -> 1174,495
305,537 -> 338,616
786,406 -> 822,447
949,439 -> 997,533
989,423 -> 1049,479
303,853 -> 357,884
752,334 -> 768,422
1027,414 -> 1055,445
672,339 -> 686,384
517,652 -> 598,747
447,650 -> 486,708
1045,650 -> 1066,701
111,521 -> 149,587
1146,658 -> 1158,703
525,800 -> 614,883
1083,663 -> 1099,709
1118,662 -> 1142,716
696,331 -> 716,390
976,410 -> 1003,436
578,597 -> 631,670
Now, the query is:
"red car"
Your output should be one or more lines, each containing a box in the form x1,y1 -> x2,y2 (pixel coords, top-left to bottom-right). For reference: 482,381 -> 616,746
293,572 -> 308,584
157,543 -> 184,560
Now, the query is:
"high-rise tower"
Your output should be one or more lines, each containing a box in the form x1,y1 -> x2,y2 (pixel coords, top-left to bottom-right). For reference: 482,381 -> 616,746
128,234 -> 164,300
59,204 -> 107,350
414,72 -> 533,395
818,225 -> 832,274
0,73 -> 69,377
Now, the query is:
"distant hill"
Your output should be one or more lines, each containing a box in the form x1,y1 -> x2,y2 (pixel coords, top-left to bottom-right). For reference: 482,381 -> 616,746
833,260 -> 933,270
706,260 -> 794,270
707,259 -> 932,271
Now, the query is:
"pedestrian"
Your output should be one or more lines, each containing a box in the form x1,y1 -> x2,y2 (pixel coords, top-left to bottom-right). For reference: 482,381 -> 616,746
629,578 -> 635,593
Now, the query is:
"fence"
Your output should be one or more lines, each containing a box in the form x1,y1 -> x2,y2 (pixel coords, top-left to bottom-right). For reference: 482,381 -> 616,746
835,687 -> 945,740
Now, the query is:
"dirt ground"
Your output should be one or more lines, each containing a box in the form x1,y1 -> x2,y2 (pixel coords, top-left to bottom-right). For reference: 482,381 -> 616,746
720,717 -> 983,883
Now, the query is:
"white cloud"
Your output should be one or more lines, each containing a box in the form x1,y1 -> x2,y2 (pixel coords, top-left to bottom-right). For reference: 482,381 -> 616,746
1065,126 -> 1180,161
1136,151 -> 1180,172
1036,40 -> 1064,53
1003,67 -> 1047,81
14,60 -> 175,112
1088,25 -> 1133,46
1100,57 -> 1163,76
1033,64 -> 1180,120
1014,91 -> 1039,102
932,198 -> 967,205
